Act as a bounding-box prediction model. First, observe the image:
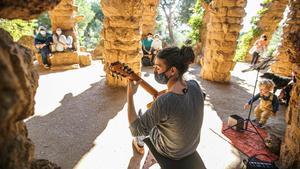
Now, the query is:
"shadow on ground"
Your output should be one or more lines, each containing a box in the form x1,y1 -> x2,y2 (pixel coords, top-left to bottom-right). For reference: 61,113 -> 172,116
26,79 -> 127,169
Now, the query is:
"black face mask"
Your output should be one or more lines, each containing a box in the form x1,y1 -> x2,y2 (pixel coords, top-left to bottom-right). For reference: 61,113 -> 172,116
154,68 -> 171,84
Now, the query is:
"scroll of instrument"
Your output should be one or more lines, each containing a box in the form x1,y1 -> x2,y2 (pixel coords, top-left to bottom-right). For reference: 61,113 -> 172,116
109,62 -> 159,100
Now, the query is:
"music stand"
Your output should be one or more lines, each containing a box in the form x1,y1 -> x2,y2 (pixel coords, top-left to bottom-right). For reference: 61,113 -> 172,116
223,57 -> 277,142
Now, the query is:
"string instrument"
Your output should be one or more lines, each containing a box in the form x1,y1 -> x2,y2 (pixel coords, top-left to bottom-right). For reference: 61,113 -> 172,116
109,61 -> 159,99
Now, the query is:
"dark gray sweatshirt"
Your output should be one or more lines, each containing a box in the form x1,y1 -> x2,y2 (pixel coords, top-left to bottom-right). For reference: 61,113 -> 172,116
130,80 -> 204,159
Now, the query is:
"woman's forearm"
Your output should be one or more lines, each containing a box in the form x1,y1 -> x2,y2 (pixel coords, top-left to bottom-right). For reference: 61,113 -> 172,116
127,94 -> 138,124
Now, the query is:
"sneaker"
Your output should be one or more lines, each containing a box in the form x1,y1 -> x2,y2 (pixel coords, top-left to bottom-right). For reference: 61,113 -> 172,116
132,139 -> 144,155
43,64 -> 50,69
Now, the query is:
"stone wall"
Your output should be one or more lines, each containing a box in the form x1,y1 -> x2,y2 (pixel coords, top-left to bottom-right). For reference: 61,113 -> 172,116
271,0 -> 298,76
101,0 -> 144,87
0,28 -> 39,169
279,0 -> 300,168
245,0 -> 288,62
141,0 -> 160,36
200,0 -> 246,82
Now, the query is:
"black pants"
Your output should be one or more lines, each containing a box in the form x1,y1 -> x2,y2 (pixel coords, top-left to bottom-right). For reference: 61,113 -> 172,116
143,138 -> 206,169
39,46 -> 51,66
251,51 -> 260,65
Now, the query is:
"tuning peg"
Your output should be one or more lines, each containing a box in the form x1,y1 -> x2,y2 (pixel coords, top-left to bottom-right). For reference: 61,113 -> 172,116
112,74 -> 115,77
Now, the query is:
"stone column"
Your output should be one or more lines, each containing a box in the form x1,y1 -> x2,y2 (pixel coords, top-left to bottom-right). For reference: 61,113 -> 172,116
101,0 -> 144,87
271,0 -> 298,76
245,0 -> 288,62
0,1 -> 60,169
200,0 -> 246,82
141,0 -> 160,36
279,1 -> 300,168
49,0 -> 83,51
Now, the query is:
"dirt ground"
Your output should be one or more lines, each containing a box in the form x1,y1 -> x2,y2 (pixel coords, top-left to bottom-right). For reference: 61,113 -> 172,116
26,61 -> 286,169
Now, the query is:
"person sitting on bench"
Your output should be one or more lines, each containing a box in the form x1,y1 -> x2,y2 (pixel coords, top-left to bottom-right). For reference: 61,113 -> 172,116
52,28 -> 73,52
127,46 -> 206,169
142,33 -> 153,56
34,26 -> 53,69
149,34 -> 163,63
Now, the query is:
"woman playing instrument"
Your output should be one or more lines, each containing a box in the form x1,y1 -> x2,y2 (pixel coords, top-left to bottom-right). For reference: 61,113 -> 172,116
127,46 -> 206,169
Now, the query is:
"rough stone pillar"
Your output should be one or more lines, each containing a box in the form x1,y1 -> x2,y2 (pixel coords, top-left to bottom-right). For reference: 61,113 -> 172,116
141,0 -> 160,36
0,28 -> 39,169
271,0 -> 298,76
0,1 -> 60,169
200,0 -> 246,82
245,0 -> 288,62
49,0 -> 83,51
278,1 -> 300,168
101,0 -> 144,87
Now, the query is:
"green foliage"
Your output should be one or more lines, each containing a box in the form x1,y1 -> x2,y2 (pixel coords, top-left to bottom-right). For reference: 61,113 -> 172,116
0,18 -> 36,41
257,7 -> 268,15
261,0 -> 273,5
74,0 -> 104,49
188,0 -> 204,45
266,25 -> 283,57
234,0 -> 274,61
177,0 -> 196,24
36,12 -> 51,29
75,0 -> 95,48
234,27 -> 261,61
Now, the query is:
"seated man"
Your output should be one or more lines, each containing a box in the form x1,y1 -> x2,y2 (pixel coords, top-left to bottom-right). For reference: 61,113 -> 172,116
142,33 -> 153,56
52,28 -> 73,52
34,26 -> 53,69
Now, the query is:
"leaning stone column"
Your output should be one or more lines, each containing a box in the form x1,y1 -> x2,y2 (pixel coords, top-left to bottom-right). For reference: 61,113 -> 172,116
141,0 -> 160,36
270,0 -> 298,76
200,0 -> 246,82
101,0 -> 144,87
244,0 -> 288,62
49,0 -> 82,51
278,1 -> 300,168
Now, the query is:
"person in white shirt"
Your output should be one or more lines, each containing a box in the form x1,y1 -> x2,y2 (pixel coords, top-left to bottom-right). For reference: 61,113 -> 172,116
52,28 -> 73,52
150,34 -> 163,63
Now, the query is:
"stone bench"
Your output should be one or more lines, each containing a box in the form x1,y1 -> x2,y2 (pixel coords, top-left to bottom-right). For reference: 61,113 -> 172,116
78,51 -> 92,67
37,51 -> 92,70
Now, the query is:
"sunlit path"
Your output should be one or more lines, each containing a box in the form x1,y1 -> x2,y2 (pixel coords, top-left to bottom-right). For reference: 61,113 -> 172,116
26,61 -> 286,169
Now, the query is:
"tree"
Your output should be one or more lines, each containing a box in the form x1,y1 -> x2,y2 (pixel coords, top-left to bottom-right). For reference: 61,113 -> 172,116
75,0 -> 95,47
160,0 -> 177,45
83,1 -> 104,49
188,0 -> 205,45
0,19 -> 36,41
176,0 -> 196,24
